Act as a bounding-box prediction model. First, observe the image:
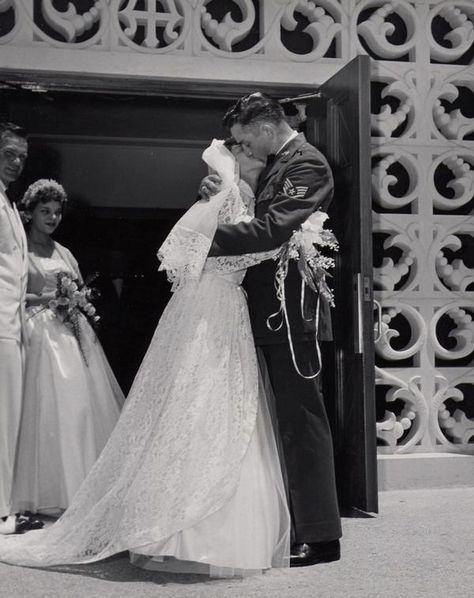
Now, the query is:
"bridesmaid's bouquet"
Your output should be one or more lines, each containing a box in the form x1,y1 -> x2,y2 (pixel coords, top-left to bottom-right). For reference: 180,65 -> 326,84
48,272 -> 100,364
267,211 -> 338,379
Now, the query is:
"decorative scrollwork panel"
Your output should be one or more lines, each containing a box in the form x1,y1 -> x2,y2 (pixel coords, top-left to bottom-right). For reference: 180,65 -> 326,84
370,73 -> 416,139
0,0 -> 18,44
113,0 -> 190,53
356,0 -> 419,61
430,301 -> 474,363
279,0 -> 345,60
376,367 -> 429,453
372,149 -> 421,211
430,150 -> 474,212
431,79 -> 474,141
434,374 -> 474,449
428,1 -> 474,64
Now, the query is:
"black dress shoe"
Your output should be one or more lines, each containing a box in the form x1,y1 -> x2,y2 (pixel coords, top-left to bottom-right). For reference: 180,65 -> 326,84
14,515 -> 44,534
290,539 -> 340,567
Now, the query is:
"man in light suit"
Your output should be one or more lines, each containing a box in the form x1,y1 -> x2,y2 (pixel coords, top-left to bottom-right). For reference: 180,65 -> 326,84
201,93 -> 341,566
0,122 -> 36,534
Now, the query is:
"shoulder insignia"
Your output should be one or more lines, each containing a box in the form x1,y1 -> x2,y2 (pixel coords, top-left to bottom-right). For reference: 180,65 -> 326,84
283,178 -> 308,198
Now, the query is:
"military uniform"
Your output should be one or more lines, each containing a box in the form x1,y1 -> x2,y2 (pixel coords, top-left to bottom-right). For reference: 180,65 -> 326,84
210,133 -> 342,543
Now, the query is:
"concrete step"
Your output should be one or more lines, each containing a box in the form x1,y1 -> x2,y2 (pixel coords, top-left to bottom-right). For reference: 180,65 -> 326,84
377,453 -> 474,491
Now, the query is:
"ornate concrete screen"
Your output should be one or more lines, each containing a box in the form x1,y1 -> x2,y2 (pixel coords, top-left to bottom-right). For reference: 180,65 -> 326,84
1,1 -> 473,457
364,1 -> 474,455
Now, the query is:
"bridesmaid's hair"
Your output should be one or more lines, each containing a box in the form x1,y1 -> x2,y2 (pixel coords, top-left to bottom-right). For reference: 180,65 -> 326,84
20,179 -> 68,214
223,93 -> 286,129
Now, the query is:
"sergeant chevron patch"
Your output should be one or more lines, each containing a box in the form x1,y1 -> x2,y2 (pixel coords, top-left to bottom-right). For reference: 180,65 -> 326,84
283,178 -> 308,198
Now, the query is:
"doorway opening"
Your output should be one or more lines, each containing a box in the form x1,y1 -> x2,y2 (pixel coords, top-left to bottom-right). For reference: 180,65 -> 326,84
2,58 -> 376,511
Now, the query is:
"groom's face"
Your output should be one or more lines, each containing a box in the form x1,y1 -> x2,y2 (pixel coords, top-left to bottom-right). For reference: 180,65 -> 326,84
230,123 -> 272,162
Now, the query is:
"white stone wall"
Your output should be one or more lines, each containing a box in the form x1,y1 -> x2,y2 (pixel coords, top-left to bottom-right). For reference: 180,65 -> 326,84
1,1 -> 473,455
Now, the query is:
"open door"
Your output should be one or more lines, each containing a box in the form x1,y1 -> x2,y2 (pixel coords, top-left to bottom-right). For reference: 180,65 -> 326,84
305,56 -> 378,513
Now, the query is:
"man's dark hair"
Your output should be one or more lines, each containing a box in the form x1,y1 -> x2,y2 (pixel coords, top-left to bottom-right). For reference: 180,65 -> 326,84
0,122 -> 28,146
223,93 -> 286,129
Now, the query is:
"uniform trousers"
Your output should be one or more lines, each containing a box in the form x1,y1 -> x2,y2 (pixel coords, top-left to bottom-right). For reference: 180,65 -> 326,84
260,340 -> 342,544
0,339 -> 23,519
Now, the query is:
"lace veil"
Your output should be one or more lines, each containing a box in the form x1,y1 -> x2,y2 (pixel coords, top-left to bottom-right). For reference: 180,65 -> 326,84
157,139 -> 240,290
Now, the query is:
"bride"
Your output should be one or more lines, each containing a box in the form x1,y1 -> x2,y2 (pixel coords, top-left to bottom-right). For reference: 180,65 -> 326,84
0,139 -> 290,577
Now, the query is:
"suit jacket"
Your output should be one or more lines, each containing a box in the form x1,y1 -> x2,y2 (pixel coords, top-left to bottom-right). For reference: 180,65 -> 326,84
210,133 -> 334,344
0,187 -> 28,342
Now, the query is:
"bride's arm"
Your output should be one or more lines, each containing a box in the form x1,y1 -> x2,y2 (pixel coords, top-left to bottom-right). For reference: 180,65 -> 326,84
206,249 -> 278,274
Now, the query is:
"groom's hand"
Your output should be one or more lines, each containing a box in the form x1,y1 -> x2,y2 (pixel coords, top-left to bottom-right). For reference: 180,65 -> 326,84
199,174 -> 222,200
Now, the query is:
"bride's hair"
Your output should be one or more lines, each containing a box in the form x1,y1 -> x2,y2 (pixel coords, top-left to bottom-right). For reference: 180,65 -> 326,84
223,136 -> 238,150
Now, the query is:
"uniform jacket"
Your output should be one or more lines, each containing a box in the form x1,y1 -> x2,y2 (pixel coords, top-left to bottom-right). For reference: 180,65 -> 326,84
210,133 -> 334,344
0,187 -> 28,342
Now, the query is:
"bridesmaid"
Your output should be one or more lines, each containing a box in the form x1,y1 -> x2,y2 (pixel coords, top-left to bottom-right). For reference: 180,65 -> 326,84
12,179 -> 125,516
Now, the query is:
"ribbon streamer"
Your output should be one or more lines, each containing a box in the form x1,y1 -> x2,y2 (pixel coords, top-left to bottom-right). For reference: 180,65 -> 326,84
267,260 -> 322,380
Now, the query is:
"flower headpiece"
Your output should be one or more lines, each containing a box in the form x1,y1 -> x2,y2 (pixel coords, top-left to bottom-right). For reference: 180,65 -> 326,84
21,178 -> 67,212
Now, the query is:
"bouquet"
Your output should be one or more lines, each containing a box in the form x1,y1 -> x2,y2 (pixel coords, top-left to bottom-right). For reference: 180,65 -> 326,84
267,210 -> 338,379
48,272 -> 100,365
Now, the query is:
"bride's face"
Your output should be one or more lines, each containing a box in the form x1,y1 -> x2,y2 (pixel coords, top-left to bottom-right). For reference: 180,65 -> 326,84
231,144 -> 265,183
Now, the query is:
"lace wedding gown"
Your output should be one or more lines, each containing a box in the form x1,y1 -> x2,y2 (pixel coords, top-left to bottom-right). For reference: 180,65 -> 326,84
0,141 -> 290,577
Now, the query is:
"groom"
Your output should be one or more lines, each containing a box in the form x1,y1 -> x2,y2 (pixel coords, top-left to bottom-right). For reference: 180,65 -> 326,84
201,93 -> 342,566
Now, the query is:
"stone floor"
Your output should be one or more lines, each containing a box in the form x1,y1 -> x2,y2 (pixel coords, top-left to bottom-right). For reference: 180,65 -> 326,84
2,487 -> 473,598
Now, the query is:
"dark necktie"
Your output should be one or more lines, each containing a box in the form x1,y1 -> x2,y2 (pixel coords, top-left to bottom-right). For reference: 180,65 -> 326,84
265,153 -> 276,167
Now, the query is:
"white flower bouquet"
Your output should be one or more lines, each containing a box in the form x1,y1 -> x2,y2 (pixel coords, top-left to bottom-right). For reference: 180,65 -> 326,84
267,211 -> 338,379
49,272 -> 100,364
282,210 -> 338,306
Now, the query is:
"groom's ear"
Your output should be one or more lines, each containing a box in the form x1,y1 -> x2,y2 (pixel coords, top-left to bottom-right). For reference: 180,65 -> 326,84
260,123 -> 275,141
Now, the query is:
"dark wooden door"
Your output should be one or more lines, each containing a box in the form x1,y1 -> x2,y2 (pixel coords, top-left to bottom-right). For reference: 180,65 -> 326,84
305,56 -> 378,513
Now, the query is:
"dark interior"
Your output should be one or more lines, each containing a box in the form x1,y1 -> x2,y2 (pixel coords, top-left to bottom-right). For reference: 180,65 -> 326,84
2,88 -> 316,393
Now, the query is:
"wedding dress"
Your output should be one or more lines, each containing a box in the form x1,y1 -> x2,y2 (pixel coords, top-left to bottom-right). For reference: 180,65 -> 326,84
0,140 -> 290,577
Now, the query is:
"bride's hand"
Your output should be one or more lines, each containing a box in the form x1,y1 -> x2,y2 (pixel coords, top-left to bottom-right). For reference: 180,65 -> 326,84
199,175 -> 222,200
26,291 -> 57,307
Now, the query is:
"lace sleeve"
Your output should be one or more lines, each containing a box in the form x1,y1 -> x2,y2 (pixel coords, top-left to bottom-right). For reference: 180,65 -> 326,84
204,250 -> 278,274
158,225 -> 212,291
217,180 -> 254,225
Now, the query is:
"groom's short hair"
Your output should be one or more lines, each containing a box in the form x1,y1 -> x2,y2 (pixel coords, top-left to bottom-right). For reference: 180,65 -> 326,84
223,93 -> 286,129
